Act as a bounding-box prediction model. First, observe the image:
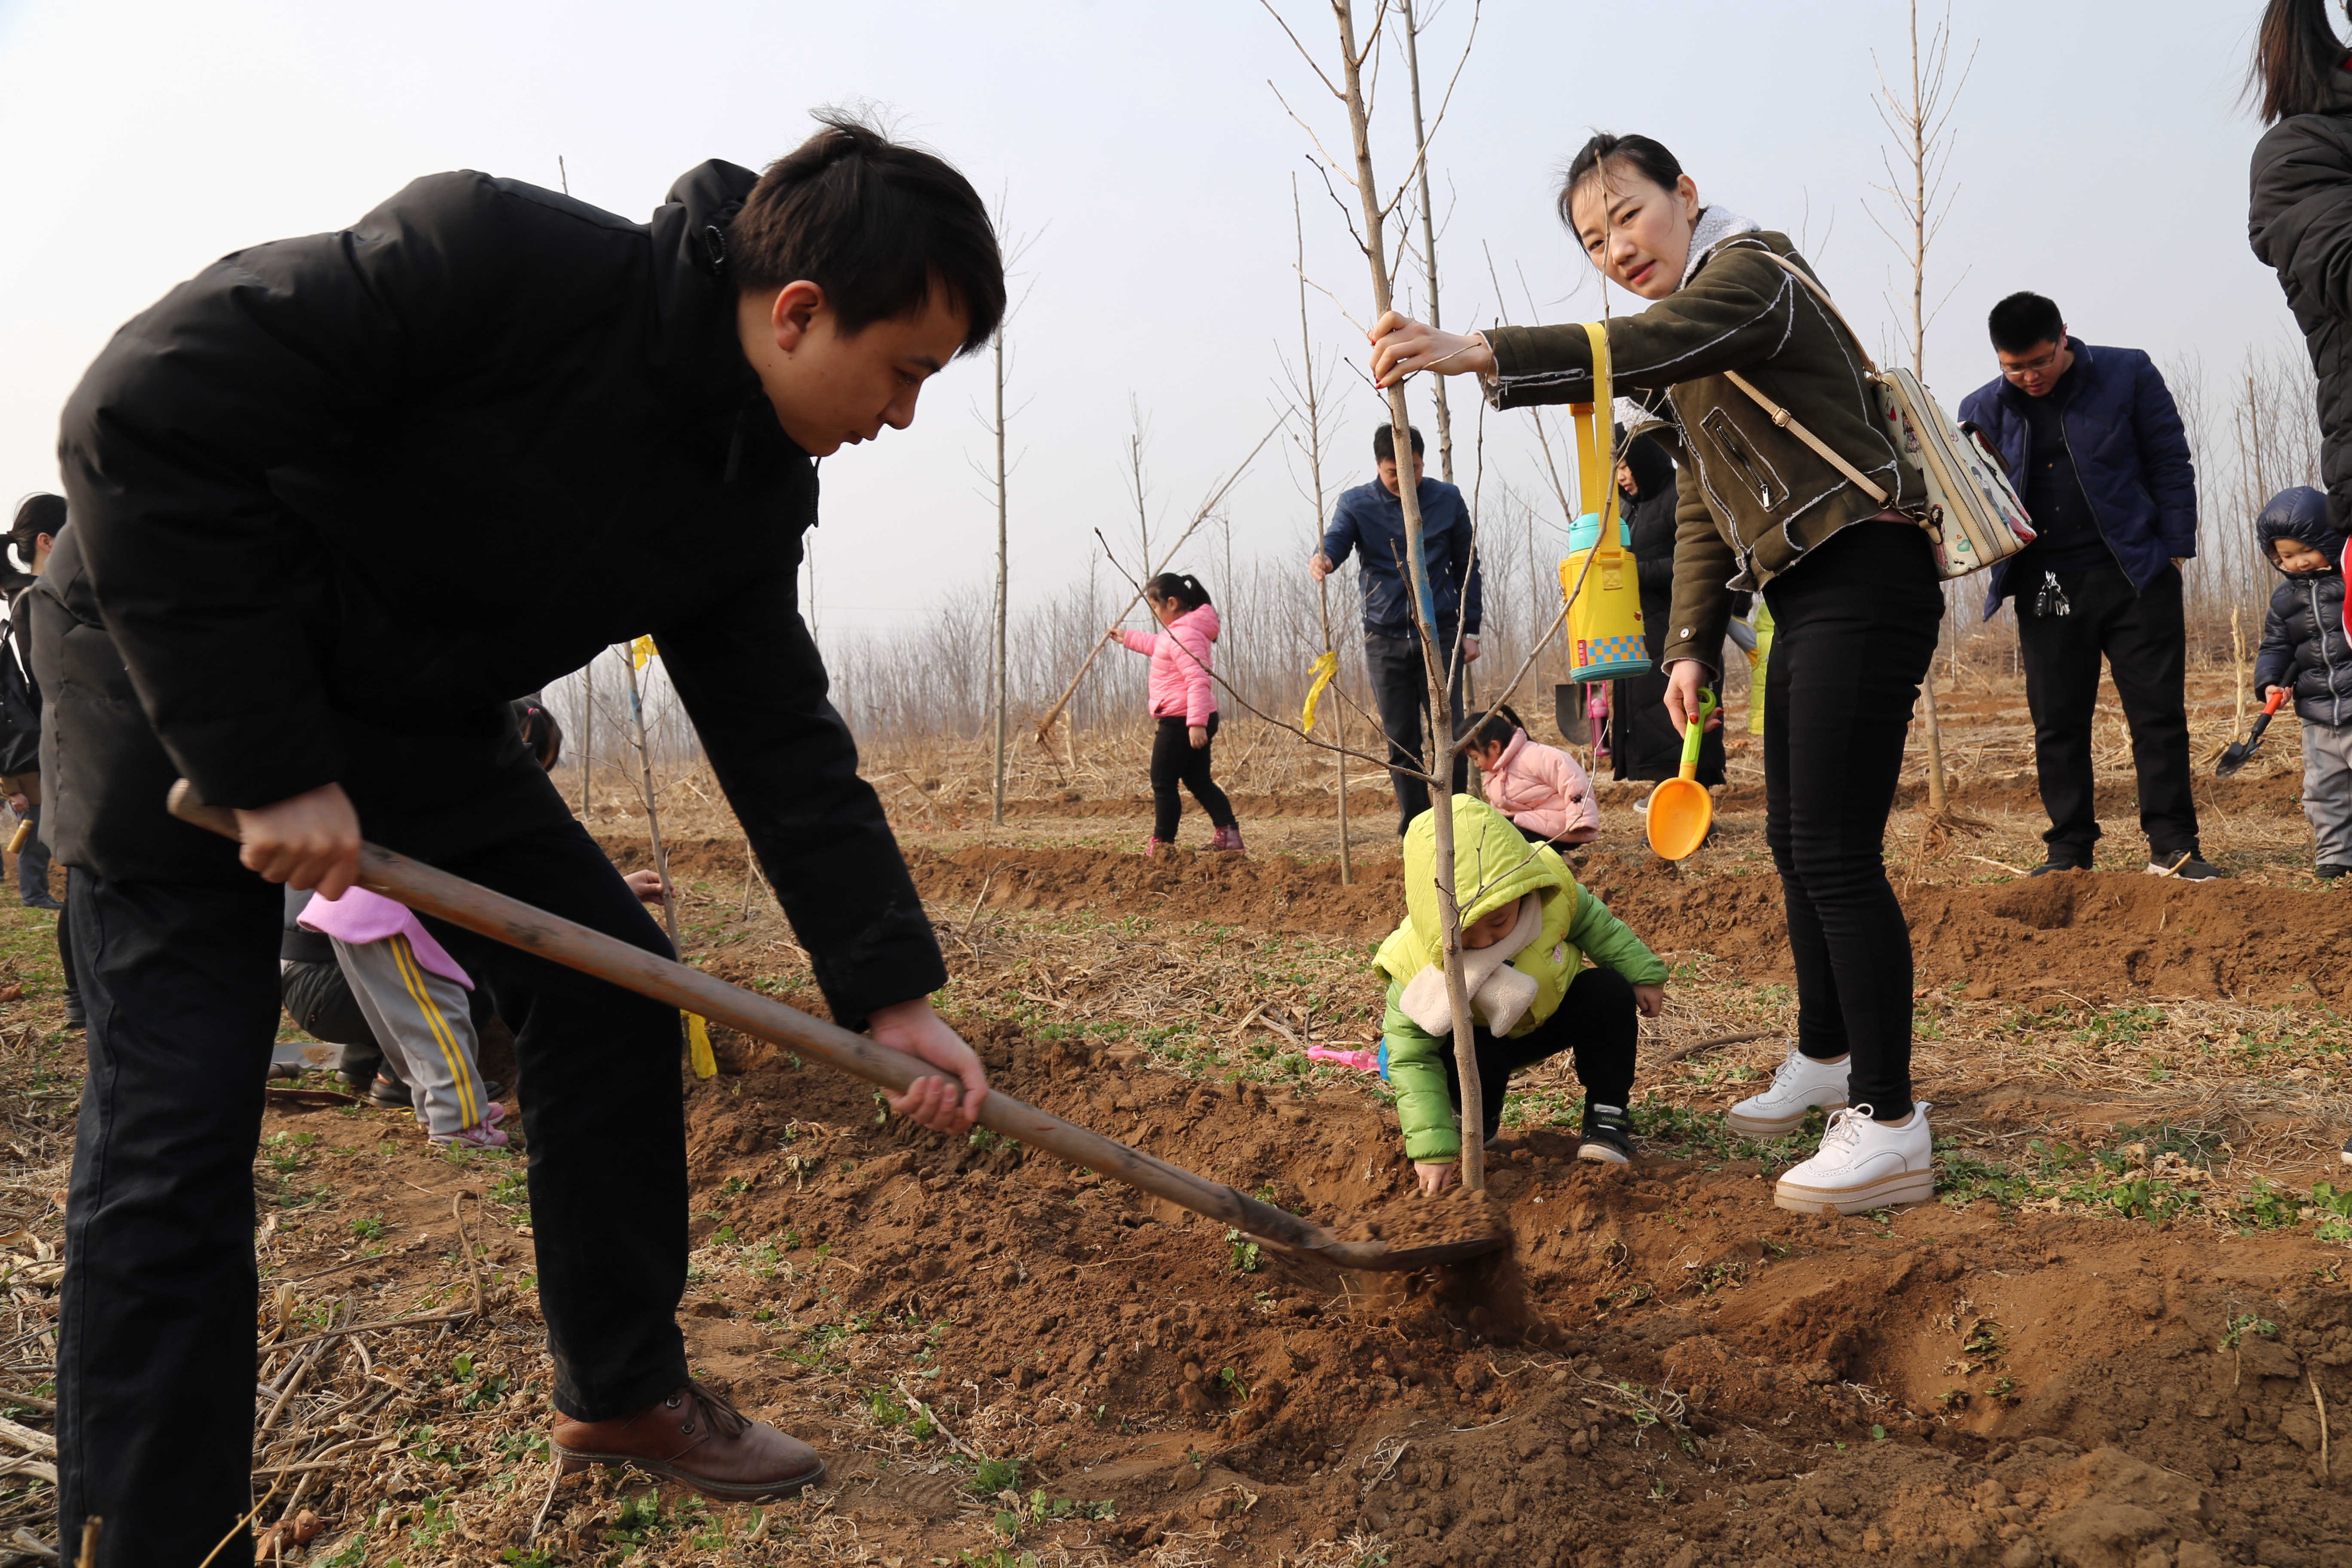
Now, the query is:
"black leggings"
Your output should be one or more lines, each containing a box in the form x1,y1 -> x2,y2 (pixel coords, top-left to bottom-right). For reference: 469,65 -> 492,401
1443,966 -> 1637,1145
1760,520 -> 1943,1121
1149,712 -> 1235,842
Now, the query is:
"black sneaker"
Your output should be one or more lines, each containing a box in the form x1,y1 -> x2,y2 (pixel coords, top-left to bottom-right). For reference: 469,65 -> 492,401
2320,865 -> 2352,882
2151,854 -> 2226,882
21,894 -> 61,913
2028,854 -> 2092,877
1578,1104 -> 1637,1165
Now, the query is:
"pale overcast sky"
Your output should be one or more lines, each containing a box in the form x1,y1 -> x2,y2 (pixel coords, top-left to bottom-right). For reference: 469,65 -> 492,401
0,0 -> 2299,638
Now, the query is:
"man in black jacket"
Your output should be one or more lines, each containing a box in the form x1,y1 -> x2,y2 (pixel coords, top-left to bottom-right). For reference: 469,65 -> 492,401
45,116 -> 1003,1561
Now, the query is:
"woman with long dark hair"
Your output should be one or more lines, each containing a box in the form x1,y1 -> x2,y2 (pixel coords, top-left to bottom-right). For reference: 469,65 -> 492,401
1369,132 -> 1943,1214
2251,1 -> 2352,534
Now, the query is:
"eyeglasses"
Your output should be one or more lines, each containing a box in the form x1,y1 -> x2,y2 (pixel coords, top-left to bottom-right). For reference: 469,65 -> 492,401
2000,344 -> 2063,379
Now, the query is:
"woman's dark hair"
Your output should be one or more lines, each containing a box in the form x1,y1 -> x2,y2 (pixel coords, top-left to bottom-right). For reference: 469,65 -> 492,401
1557,132 -> 1685,230
2251,0 -> 2349,123
730,111 -> 1005,355
1456,702 -> 1527,752
1145,572 -> 1212,612
1615,430 -> 1675,501
9,494 -> 64,544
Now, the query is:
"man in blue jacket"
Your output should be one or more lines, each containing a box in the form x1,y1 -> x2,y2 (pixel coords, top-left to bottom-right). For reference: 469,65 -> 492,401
1311,424 -> 1484,835
1957,293 -> 2214,879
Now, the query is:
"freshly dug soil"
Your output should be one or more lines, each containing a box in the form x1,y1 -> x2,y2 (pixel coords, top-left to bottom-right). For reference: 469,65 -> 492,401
649,988 -> 2352,1567
632,833 -> 2352,1008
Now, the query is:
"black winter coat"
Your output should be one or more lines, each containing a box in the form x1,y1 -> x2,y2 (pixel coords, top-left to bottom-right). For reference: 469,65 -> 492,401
2252,486 -> 2352,728
50,161 -> 943,1026
2252,68 -> 2352,530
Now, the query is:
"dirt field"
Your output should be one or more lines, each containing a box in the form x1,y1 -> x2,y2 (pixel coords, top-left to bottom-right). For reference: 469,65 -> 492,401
0,667 -> 2350,1566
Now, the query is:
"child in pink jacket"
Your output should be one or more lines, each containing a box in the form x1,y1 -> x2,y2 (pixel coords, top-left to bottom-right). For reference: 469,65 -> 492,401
1459,704 -> 1600,846
1112,573 -> 1243,854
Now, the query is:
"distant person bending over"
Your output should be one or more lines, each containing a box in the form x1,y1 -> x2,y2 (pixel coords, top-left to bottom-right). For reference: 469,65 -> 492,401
1311,423 -> 1484,836
1457,704 -> 1599,848
40,116 -> 1002,1559
1956,293 -> 2209,879
1369,131 -> 1944,1215
1112,572 -> 1242,855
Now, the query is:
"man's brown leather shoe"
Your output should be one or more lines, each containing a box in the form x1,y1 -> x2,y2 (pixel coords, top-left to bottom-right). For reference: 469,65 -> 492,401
551,1379 -> 825,1501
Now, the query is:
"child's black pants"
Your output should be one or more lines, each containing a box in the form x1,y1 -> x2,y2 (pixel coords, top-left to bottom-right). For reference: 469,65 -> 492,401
1148,712 -> 1236,842
1442,966 -> 1637,1145
56,819 -> 691,1566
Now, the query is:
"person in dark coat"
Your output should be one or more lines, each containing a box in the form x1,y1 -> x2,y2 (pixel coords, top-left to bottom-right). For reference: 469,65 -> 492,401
1311,423 -> 1484,834
2251,486 -> 2352,877
1,496 -> 59,914
1608,432 -> 1726,786
41,115 -> 1003,1560
1955,293 -> 2208,879
2251,0 -> 2352,533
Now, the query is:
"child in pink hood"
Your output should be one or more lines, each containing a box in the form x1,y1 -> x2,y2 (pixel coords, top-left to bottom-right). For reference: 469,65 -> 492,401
1459,704 -> 1600,846
1112,573 -> 1243,854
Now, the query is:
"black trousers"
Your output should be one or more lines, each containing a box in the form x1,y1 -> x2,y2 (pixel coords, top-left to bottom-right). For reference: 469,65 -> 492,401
2015,560 -> 2198,861
1365,634 -> 1469,836
1761,521 -> 1943,1121
15,802 -> 50,903
1441,967 -> 1638,1145
58,820 -> 688,1566
1148,713 -> 1236,842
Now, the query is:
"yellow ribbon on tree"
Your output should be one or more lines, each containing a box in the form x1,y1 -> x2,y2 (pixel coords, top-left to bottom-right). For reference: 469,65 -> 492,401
632,634 -> 658,671
683,1011 -> 717,1078
1300,651 -> 1340,733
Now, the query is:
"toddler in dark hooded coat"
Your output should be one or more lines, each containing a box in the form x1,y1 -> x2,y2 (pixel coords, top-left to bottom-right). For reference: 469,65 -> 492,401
2252,485 -> 2352,876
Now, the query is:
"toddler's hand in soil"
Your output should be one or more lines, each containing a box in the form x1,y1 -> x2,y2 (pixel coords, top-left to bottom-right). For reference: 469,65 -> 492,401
870,998 -> 989,1135
623,869 -> 667,903
1415,1160 -> 1457,1195
1633,983 -> 1666,1018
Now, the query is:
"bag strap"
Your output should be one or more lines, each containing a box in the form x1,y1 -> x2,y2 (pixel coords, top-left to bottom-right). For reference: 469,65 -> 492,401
1570,320 -> 1623,555
1721,369 -> 1890,506
1714,245 -> 1893,505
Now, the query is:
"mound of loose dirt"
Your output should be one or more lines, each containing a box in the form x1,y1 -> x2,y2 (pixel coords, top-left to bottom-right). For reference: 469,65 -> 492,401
656,988 -> 2352,1567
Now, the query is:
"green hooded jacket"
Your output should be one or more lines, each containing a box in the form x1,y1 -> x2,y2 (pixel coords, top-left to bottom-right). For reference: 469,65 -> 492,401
1373,796 -> 1667,1163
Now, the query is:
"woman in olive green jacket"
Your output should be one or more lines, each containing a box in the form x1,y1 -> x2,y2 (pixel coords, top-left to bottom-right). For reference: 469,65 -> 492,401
1369,132 -> 1941,1216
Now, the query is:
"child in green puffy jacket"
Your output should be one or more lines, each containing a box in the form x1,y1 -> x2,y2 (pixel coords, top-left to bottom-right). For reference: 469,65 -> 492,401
1376,796 -> 1668,1191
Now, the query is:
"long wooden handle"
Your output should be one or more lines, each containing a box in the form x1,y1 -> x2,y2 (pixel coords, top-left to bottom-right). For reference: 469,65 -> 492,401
169,784 -> 1422,1270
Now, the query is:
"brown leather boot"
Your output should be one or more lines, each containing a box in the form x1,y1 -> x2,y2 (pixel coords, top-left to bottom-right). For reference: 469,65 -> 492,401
551,1379 -> 824,1501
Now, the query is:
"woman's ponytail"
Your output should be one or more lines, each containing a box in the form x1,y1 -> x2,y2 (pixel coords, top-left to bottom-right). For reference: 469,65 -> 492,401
1146,572 -> 1213,611
2252,0 -> 2348,123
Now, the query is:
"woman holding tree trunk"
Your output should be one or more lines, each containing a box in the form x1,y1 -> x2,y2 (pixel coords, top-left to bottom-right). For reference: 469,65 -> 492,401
1370,132 -> 1943,1216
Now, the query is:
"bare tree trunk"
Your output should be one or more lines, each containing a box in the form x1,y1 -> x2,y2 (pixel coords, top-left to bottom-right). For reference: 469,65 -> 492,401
1295,178 -> 1351,884
1900,0 -> 1950,815
1401,0 -> 1453,485
1332,0 -> 1482,1194
992,331 -> 1010,826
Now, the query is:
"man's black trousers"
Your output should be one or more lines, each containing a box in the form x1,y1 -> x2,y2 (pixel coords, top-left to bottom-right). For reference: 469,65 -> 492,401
2015,560 -> 2199,863
1761,521 -> 1943,1121
1441,967 -> 1638,1145
57,820 -> 689,1567
1147,713 -> 1236,843
1364,634 -> 1469,836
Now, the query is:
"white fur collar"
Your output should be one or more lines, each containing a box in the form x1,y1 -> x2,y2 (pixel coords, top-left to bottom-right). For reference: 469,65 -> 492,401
1680,207 -> 1763,289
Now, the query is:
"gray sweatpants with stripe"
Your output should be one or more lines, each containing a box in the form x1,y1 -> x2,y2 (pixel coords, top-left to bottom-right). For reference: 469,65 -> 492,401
330,933 -> 495,1137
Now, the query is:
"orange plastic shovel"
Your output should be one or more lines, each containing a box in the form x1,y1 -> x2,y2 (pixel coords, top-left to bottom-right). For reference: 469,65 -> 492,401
1645,689 -> 1718,861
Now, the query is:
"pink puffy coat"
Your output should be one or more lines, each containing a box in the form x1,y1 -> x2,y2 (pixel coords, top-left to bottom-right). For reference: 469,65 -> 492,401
1118,604 -> 1219,727
1481,728 -> 1599,844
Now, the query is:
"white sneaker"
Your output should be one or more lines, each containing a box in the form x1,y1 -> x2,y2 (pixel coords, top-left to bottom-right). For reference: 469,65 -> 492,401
1724,1048 -> 1849,1136
1773,1104 -> 1935,1216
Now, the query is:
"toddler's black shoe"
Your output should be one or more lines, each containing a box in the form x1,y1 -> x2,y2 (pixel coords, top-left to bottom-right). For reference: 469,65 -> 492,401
2320,864 -> 2351,881
1577,1104 -> 1636,1165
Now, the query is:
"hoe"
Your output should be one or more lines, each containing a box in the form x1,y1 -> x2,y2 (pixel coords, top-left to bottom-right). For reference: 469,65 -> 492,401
171,784 -> 1503,1274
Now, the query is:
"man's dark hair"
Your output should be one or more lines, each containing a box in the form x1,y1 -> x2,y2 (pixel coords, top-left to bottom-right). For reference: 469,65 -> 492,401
1988,292 -> 2066,355
730,112 -> 1005,356
1559,132 -> 1686,230
1373,424 -> 1427,462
